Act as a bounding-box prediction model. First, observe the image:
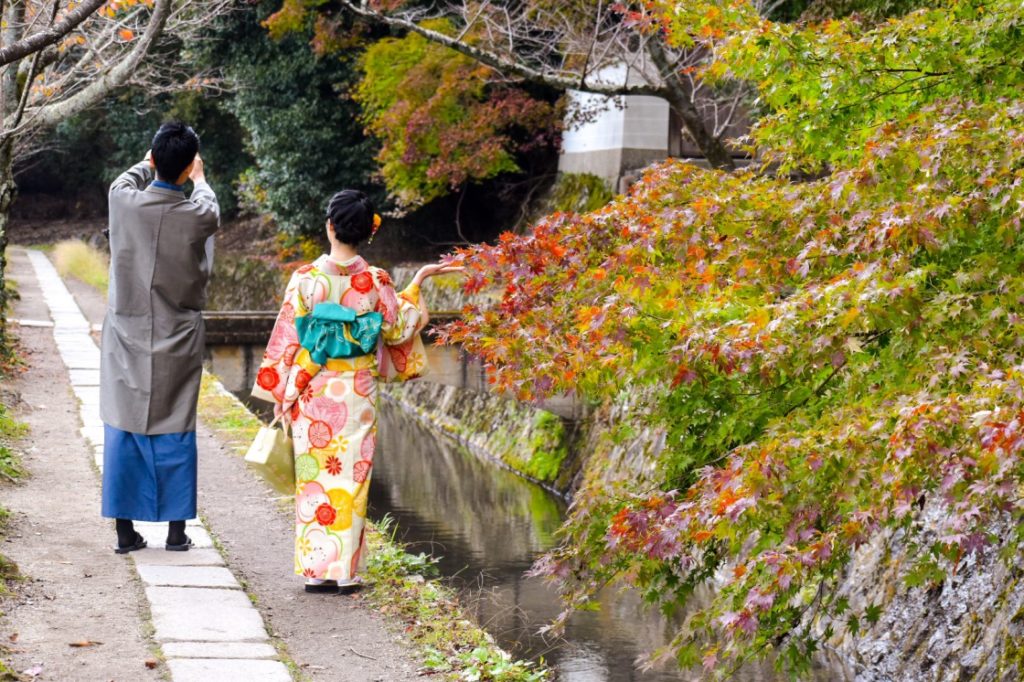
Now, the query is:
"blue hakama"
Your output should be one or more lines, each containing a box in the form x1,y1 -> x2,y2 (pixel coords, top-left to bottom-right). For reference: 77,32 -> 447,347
101,425 -> 197,521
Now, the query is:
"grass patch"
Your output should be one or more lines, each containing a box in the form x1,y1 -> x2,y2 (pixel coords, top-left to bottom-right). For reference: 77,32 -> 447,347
364,517 -> 550,681
52,239 -> 109,291
0,655 -> 19,681
198,372 -> 262,454
198,372 -> 548,680
0,405 -> 26,485
0,401 -> 26,598
0,274 -> 25,680
0,392 -> 26,602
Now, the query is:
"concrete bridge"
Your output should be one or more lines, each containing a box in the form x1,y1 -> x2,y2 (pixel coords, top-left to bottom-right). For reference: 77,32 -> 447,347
202,311 -> 580,419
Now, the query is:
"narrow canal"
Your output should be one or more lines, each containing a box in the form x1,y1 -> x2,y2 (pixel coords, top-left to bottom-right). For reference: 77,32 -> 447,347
372,401 -> 671,680
233,378 -> 846,681
368,400 -> 847,681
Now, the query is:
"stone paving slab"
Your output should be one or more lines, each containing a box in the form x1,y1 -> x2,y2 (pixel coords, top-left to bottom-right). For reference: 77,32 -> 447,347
137,565 -> 240,589
135,524 -> 214,550
135,518 -> 203,527
72,385 -> 100,399
13,318 -> 55,328
132,547 -> 226,567
80,425 -> 105,447
78,410 -> 102,426
61,356 -> 101,371
165,658 -> 290,682
68,368 -> 101,385
56,343 -> 98,357
81,416 -> 105,432
163,642 -> 278,660
146,586 -> 269,642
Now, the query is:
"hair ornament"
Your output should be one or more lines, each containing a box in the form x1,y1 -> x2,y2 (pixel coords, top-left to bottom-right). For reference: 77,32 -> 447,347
367,213 -> 382,245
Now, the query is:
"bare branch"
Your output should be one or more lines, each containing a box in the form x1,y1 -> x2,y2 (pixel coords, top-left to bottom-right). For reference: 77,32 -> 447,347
7,0 -> 56,134
0,0 -> 105,67
26,0 -> 172,129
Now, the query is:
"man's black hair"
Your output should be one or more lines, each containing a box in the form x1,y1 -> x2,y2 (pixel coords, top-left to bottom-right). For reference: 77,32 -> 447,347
151,122 -> 199,182
326,190 -> 374,246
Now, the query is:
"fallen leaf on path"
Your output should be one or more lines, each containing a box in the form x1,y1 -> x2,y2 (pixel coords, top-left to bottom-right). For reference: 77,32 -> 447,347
144,659 -> 158,669
22,664 -> 43,677
8,632 -> 17,642
69,640 -> 103,647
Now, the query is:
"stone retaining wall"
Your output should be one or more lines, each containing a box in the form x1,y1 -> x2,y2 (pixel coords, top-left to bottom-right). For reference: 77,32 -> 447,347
382,380 -> 581,495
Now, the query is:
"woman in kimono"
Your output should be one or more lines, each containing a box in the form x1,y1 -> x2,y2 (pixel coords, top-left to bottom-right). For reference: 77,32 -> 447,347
252,189 -> 460,593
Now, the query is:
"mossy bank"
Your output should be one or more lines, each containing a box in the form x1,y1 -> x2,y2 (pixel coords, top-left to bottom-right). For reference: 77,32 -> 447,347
383,380 -> 579,495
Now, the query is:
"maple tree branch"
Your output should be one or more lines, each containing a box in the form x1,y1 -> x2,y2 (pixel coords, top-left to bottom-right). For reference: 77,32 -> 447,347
337,0 -> 667,99
0,0 -> 106,67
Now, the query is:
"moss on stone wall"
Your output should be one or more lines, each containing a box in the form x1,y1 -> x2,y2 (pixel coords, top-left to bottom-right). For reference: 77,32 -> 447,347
521,412 -> 568,483
383,381 -> 576,494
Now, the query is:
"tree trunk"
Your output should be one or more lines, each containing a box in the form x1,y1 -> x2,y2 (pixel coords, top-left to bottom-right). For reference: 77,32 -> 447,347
647,41 -> 736,172
0,139 -> 17,360
665,87 -> 736,171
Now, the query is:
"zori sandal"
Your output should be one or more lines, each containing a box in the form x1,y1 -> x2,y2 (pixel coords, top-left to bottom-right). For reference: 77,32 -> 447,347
114,532 -> 147,555
165,535 -> 193,552
304,579 -> 338,594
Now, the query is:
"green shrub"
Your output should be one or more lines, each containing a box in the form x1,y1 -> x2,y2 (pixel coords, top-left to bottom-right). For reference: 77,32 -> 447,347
547,173 -> 614,214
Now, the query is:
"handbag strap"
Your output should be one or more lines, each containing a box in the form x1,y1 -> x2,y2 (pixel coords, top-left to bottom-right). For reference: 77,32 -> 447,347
268,415 -> 292,435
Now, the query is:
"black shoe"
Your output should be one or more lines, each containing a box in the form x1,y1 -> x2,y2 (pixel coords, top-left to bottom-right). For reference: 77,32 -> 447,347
165,535 -> 193,552
114,531 -> 147,554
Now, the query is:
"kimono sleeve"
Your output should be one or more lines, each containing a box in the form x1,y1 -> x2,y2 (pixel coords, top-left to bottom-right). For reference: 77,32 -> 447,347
372,268 -> 429,381
251,270 -> 313,411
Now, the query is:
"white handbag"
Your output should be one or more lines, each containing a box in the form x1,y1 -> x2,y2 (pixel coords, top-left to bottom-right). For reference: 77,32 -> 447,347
244,418 -> 295,495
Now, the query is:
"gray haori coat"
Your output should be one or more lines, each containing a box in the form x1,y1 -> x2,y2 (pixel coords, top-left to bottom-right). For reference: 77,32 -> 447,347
99,162 -> 220,435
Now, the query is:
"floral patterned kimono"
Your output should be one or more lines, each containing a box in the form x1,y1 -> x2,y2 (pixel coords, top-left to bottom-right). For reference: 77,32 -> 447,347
252,254 -> 427,581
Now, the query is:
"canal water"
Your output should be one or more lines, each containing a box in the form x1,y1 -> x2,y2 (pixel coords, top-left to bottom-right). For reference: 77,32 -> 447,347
238,389 -> 848,680
372,402 -> 675,680
370,402 -> 848,681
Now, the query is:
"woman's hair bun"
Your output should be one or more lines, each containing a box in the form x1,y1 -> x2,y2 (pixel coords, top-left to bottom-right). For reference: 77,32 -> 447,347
326,190 -> 375,246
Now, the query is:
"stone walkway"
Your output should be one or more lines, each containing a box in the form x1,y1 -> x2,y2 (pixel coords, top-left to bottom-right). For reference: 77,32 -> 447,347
23,249 -> 291,682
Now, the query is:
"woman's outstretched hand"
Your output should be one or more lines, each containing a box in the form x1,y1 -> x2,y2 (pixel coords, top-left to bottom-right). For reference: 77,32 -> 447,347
412,262 -> 465,287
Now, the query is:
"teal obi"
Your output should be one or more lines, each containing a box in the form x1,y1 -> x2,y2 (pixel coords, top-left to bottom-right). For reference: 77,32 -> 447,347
295,302 -> 383,365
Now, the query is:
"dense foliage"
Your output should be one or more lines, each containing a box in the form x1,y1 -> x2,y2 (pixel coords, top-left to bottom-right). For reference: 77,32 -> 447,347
264,5 -> 561,210
200,0 -> 381,235
444,0 -> 1024,675
355,21 -> 560,208
18,89 -> 249,216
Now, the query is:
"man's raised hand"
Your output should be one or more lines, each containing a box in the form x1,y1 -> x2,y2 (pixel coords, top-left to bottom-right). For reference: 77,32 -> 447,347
189,154 -> 205,184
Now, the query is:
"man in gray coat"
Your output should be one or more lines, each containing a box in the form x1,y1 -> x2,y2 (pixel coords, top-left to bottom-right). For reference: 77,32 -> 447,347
99,122 -> 219,553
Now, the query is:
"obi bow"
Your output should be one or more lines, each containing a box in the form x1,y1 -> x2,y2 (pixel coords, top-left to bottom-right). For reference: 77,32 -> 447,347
295,302 -> 383,365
